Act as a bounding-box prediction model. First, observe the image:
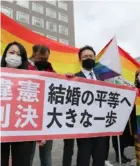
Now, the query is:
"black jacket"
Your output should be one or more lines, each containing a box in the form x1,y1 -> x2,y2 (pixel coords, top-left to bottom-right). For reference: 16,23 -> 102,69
75,70 -> 100,80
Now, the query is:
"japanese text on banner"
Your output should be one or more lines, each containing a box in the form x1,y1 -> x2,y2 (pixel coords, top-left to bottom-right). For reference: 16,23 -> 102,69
0,68 -> 137,142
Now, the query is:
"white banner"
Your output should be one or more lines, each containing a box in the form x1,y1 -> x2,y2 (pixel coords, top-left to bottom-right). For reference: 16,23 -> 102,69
0,68 -> 137,142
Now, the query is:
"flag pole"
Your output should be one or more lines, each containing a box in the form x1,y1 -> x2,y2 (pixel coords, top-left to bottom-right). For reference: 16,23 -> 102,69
117,136 -> 122,165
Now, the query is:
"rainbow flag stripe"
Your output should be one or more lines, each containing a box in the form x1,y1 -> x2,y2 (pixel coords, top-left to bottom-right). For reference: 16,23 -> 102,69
94,62 -> 119,80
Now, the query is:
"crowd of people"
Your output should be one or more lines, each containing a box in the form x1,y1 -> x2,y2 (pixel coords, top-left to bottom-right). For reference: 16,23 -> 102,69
1,41 -> 139,166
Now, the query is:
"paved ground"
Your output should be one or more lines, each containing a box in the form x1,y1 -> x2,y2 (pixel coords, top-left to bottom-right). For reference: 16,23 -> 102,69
33,140 -> 136,166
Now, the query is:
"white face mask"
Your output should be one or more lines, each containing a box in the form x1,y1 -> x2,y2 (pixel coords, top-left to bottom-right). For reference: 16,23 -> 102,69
5,54 -> 22,68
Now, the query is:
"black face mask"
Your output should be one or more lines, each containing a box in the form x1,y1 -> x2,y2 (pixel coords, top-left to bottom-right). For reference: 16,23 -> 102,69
82,59 -> 95,70
35,61 -> 48,71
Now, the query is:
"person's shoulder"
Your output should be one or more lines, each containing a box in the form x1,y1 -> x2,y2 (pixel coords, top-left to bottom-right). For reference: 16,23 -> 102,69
74,71 -> 82,76
46,62 -> 55,73
28,59 -> 34,65
28,59 -> 36,70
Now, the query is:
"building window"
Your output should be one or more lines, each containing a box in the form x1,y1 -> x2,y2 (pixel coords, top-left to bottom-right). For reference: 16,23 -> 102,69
32,2 -> 44,14
33,31 -> 44,36
59,38 -> 69,45
58,1 -> 67,11
16,11 -> 29,24
46,0 -> 56,6
46,8 -> 56,19
1,6 -> 13,18
32,17 -> 44,28
46,21 -> 57,32
59,25 -> 68,35
16,1 -> 29,9
58,12 -> 68,23
47,35 -> 57,41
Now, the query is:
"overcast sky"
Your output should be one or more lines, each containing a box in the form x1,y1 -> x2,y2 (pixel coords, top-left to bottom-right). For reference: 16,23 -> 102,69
73,0 -> 140,58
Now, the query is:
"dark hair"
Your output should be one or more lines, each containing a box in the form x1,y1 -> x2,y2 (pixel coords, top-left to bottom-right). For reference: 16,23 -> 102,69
32,44 -> 50,55
1,41 -> 28,69
135,69 -> 140,88
78,45 -> 96,59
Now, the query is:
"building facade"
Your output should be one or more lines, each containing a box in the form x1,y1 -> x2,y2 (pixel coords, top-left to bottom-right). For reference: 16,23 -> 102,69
1,0 -> 75,46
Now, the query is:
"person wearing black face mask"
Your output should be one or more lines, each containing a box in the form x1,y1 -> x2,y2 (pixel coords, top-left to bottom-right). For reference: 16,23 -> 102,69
62,46 -> 107,166
28,44 -> 54,72
28,44 -> 55,166
81,57 -> 95,70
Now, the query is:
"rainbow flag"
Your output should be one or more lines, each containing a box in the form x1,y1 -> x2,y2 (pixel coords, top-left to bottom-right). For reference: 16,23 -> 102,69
96,39 -> 140,85
119,47 -> 140,85
1,13 -> 80,74
1,12 -> 140,84
1,13 -> 140,79
95,37 -> 121,80
2,13 -> 139,81
0,13 -> 125,81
